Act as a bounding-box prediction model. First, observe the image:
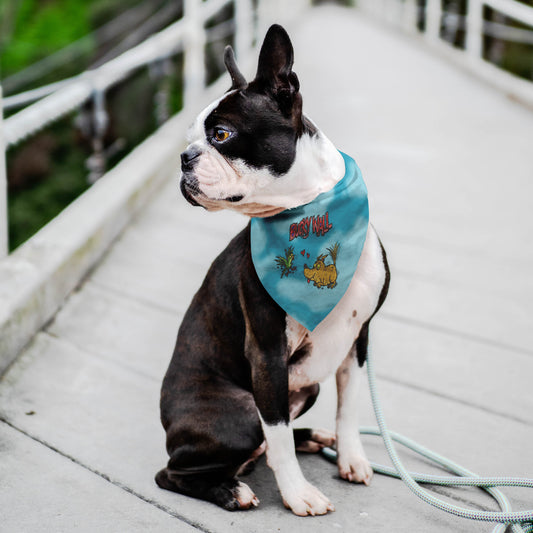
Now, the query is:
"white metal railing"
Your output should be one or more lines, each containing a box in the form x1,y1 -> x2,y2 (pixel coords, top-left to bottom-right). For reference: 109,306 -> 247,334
0,0 -> 311,258
356,0 -> 533,105
5,0 -> 529,261
0,86 -> 7,257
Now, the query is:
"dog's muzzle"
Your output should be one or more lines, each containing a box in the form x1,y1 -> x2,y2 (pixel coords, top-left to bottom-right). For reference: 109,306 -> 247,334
181,146 -> 201,172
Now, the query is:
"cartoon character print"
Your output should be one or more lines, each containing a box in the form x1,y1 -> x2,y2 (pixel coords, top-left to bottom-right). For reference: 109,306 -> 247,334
303,242 -> 339,289
274,245 -> 297,278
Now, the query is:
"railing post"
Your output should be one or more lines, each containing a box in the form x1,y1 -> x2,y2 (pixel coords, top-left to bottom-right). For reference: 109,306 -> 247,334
425,0 -> 442,42
183,0 -> 205,109
234,0 -> 254,64
86,89 -> 109,184
466,0 -> 484,61
401,0 -> 419,33
0,86 -> 8,258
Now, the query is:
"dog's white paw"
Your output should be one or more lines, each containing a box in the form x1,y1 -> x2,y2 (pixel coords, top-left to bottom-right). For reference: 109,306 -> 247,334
337,452 -> 373,485
281,481 -> 335,516
234,481 -> 260,509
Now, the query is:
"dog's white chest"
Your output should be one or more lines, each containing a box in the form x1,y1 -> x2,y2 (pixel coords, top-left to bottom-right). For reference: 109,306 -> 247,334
287,225 -> 385,389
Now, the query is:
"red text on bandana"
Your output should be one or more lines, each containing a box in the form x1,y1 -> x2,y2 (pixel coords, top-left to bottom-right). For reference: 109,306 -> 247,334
289,212 -> 333,241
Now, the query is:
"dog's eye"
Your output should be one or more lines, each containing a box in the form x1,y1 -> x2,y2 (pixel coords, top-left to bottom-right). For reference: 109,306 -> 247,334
213,128 -> 231,143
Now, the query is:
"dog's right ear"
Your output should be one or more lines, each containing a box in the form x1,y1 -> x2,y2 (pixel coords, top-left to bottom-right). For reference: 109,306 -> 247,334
224,46 -> 247,90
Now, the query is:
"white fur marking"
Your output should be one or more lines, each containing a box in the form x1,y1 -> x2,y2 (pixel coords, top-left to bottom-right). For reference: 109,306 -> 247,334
187,91 -> 237,143
285,226 -> 385,486
183,89 -> 346,214
335,357 -> 373,485
228,132 -> 345,210
288,225 -> 385,389
234,481 -> 260,508
259,417 -> 334,516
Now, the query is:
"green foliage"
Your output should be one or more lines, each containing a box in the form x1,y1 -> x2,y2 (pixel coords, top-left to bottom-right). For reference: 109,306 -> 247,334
7,114 -> 90,250
2,0 -> 174,250
0,0 -> 93,78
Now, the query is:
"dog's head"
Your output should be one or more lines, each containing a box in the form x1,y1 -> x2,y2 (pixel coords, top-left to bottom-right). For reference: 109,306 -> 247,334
180,24 -> 344,217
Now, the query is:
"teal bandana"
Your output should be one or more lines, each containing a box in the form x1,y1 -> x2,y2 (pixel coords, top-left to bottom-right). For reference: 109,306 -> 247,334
250,152 -> 369,331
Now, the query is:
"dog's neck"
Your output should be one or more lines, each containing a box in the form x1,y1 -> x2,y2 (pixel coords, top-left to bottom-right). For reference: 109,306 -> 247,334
232,126 -> 345,218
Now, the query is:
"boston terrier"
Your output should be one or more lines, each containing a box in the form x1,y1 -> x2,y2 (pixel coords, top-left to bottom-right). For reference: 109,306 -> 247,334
156,24 -> 390,516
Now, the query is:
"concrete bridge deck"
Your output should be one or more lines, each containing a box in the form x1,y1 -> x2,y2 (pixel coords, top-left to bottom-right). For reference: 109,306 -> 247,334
1,4 -> 533,532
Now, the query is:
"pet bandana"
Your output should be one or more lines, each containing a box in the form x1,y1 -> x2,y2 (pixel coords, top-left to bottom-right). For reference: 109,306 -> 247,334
250,152 -> 369,331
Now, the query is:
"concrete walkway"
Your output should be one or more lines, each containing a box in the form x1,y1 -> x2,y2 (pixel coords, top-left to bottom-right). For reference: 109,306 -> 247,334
1,4 -> 533,532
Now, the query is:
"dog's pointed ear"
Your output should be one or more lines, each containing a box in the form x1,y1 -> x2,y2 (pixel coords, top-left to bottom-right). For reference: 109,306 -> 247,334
224,45 -> 247,90
254,24 -> 300,114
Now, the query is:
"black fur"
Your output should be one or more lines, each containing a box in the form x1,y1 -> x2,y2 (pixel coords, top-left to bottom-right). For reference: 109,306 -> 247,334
157,24 -> 390,512
204,91 -> 299,175
157,226 -> 288,507
157,225 -> 330,508
203,25 -> 308,176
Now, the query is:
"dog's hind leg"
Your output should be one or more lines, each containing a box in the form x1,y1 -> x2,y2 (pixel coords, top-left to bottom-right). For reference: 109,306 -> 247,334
155,429 -> 262,511
155,468 -> 259,510
157,385 -> 264,511
293,428 -> 336,453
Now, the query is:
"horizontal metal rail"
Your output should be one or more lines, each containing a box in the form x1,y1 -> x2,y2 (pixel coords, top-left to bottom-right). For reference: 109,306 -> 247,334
2,0 -> 238,148
0,0 -> 160,95
0,0 -> 312,258
0,0 -> 237,258
485,0 -> 533,27
356,0 -> 533,108
3,17 -> 187,147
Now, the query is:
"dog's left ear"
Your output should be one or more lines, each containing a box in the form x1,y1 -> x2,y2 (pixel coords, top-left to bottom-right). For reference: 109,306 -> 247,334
254,24 -> 301,115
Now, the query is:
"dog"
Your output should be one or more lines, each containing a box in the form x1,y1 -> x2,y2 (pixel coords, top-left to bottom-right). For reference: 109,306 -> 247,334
156,24 -> 390,517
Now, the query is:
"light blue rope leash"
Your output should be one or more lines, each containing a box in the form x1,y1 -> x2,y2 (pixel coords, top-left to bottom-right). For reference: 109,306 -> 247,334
321,345 -> 533,533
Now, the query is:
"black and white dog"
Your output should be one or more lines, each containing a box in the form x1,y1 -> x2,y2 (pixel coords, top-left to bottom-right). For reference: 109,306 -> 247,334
156,24 -> 390,516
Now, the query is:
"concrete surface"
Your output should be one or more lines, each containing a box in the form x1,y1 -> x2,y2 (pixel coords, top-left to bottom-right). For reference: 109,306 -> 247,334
0,106 -> 184,372
1,4 -> 533,532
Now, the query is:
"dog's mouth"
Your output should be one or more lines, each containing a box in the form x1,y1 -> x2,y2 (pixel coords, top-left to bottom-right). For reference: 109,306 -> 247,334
180,173 -> 245,211
180,174 -> 203,208
179,172 -> 285,218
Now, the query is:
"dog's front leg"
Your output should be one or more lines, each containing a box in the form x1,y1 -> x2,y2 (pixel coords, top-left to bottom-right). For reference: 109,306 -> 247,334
260,418 -> 334,516
335,327 -> 373,485
240,283 -> 334,516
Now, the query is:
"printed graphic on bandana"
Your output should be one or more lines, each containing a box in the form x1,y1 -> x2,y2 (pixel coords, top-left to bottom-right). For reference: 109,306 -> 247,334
274,246 -> 297,278
251,152 -> 369,331
303,242 -> 339,289
275,240 -> 341,288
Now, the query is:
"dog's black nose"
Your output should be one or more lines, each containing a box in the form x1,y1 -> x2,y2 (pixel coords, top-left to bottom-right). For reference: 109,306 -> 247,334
181,147 -> 201,171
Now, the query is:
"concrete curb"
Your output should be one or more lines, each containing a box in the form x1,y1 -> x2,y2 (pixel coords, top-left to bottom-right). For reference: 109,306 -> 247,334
0,79 -> 227,374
